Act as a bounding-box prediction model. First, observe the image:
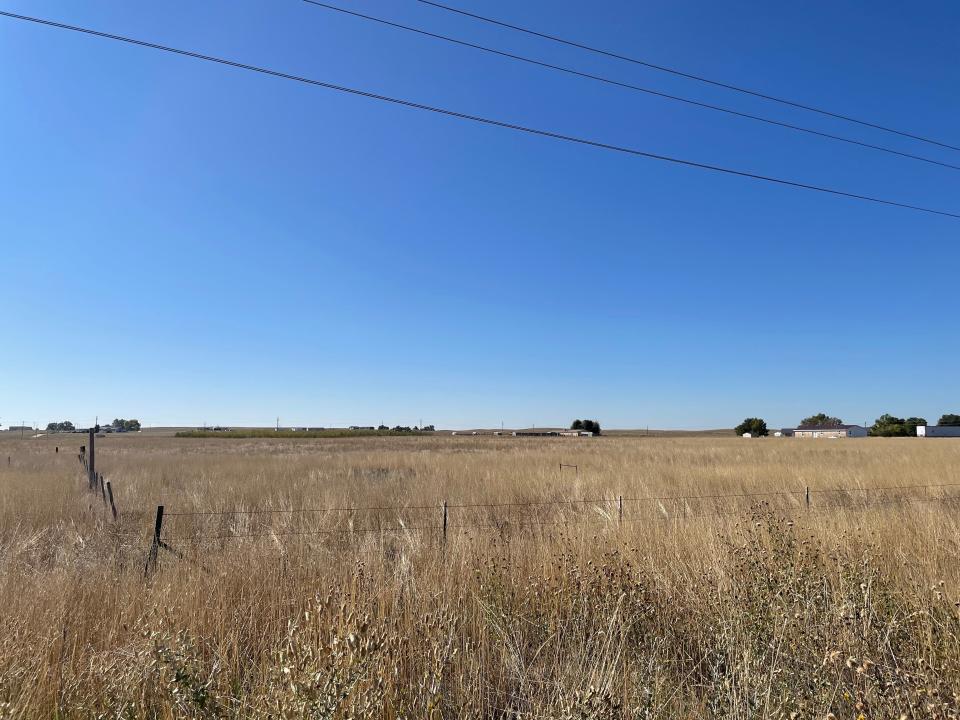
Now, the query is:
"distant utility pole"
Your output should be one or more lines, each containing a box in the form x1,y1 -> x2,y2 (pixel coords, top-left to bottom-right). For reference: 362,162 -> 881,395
20,420 -> 24,439
276,416 -> 280,431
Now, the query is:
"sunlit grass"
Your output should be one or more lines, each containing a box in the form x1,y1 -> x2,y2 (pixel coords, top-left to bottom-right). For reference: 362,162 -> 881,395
0,433 -> 958,717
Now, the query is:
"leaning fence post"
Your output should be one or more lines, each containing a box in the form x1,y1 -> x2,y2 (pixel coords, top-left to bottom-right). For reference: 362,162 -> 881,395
100,474 -> 107,504
145,505 -> 164,577
106,481 -> 118,521
442,500 -> 448,541
87,429 -> 96,491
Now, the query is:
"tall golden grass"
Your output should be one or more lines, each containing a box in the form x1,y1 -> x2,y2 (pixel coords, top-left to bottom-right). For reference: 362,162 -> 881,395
1,433 -> 958,718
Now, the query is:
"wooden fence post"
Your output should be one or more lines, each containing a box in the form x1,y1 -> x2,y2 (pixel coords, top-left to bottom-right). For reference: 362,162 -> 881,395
442,500 -> 448,541
106,481 -> 118,521
87,429 -> 96,491
145,505 -> 164,577
618,495 -> 623,526
99,474 -> 107,504
805,486 -> 810,510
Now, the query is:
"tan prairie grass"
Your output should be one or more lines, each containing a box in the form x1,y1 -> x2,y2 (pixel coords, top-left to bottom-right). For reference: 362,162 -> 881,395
0,433 -> 959,718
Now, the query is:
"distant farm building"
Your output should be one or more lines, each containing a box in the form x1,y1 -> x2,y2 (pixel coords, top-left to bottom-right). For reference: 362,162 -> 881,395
917,425 -> 960,438
792,423 -> 868,439
452,428 -> 593,437
513,428 -> 593,437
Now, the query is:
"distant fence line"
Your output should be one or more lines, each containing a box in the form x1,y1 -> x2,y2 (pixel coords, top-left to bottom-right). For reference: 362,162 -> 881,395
77,433 -> 118,521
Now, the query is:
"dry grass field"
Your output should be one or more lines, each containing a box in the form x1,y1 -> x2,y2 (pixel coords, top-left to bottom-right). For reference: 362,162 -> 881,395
1,432 -> 959,718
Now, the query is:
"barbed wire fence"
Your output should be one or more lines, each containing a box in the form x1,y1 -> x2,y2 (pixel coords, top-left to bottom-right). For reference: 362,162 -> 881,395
64,437 -> 960,577
142,481 -> 960,575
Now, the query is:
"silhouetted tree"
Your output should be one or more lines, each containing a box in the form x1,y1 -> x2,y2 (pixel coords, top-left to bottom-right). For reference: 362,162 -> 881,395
581,419 -> 601,436
734,418 -> 768,437
800,413 -> 842,426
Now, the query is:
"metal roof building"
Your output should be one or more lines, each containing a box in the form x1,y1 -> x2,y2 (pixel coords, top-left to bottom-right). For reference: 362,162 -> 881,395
793,423 -> 868,438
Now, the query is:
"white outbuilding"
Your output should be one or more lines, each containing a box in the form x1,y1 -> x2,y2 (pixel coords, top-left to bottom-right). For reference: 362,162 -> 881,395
917,425 -> 960,438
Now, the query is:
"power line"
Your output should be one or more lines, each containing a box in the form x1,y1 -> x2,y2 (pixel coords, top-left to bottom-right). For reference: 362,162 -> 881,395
2,11 -> 958,220
303,0 -> 960,173
416,0 -> 960,154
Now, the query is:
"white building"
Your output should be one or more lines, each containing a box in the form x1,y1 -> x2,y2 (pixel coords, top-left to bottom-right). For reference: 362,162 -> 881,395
793,423 -> 868,439
917,425 -> 960,438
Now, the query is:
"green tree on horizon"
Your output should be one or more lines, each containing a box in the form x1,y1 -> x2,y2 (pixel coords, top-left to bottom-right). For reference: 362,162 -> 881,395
735,418 -> 768,437
800,413 -> 842,426
870,414 -> 927,437
572,419 -> 601,435
45,420 -> 75,433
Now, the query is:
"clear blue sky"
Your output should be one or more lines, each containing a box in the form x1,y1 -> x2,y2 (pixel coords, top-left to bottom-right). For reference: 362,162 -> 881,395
1,0 -> 958,430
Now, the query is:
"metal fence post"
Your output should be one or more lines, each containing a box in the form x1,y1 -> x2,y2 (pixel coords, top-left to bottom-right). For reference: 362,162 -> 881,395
442,500 -> 448,541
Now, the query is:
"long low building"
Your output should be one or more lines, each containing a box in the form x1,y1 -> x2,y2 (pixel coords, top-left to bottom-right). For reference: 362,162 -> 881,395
792,423 -> 868,438
917,425 -> 960,438
513,429 -> 593,437
451,428 -> 594,437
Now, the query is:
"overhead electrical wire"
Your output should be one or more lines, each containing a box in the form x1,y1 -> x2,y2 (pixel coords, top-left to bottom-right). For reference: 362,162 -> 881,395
303,0 -> 960,173
1,10 -> 958,220
416,0 -> 960,154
